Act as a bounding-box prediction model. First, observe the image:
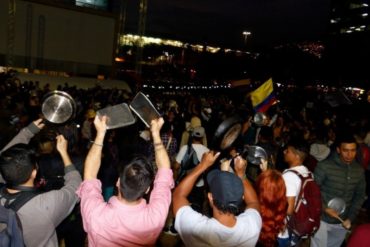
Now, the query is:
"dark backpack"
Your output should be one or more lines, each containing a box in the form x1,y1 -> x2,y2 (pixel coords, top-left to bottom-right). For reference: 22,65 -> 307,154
285,170 -> 322,238
176,144 -> 199,184
0,187 -> 39,247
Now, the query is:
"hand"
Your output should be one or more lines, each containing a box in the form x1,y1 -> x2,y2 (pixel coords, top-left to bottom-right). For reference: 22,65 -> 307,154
220,158 -> 231,171
150,117 -> 164,135
56,135 -> 68,154
94,115 -> 107,135
342,219 -> 351,230
325,207 -> 349,226
325,207 -> 340,218
200,151 -> 220,169
234,156 -> 247,178
229,149 -> 238,158
259,158 -> 268,172
33,118 -> 45,129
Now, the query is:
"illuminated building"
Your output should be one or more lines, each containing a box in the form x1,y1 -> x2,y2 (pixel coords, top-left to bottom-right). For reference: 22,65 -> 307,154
330,0 -> 369,34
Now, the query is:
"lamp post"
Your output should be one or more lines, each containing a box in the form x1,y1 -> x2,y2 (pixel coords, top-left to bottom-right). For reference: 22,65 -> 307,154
242,31 -> 251,46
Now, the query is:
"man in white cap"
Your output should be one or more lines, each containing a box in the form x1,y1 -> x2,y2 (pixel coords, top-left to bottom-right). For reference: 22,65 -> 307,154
174,126 -> 209,210
164,126 -> 210,235
180,116 -> 207,148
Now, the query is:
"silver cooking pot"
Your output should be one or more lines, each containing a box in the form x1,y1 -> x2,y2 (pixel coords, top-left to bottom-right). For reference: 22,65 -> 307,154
253,112 -> 268,126
41,90 -> 76,124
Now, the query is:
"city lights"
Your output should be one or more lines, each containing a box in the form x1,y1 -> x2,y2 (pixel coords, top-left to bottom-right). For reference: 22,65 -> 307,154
242,31 -> 251,45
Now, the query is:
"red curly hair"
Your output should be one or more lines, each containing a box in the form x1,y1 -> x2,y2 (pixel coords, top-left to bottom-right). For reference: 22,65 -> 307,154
256,169 -> 288,247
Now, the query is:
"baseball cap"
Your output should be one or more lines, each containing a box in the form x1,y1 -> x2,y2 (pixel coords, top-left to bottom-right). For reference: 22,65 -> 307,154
192,126 -> 205,138
206,170 -> 244,208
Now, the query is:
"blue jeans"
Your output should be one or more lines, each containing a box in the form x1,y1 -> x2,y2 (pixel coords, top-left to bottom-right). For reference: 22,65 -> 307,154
277,237 -> 290,247
277,233 -> 301,247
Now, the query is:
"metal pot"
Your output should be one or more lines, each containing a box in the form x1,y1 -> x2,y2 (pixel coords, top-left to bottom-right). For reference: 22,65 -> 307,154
244,145 -> 268,166
41,90 -> 76,124
253,112 -> 267,126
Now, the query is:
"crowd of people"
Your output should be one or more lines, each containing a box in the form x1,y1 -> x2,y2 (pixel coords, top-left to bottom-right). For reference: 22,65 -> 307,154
0,72 -> 370,247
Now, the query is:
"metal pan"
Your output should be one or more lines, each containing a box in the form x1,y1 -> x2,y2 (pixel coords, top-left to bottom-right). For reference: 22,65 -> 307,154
129,92 -> 161,128
41,90 -> 76,124
212,115 -> 242,150
328,197 -> 346,215
327,197 -> 350,229
96,103 -> 136,129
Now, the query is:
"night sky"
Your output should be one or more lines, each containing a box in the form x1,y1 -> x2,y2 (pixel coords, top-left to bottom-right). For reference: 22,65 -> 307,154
124,0 -> 331,49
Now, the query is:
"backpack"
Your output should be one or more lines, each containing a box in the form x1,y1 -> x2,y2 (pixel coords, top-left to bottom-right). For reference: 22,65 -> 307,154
0,186 -> 39,247
176,144 -> 199,184
285,169 -> 322,238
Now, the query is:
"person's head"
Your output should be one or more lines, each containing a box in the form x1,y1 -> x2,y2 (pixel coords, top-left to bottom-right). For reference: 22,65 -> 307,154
192,126 -> 205,143
167,110 -> 176,121
160,121 -> 172,135
206,170 -> 244,215
85,109 -> 96,122
258,126 -> 273,143
0,144 -> 37,186
190,116 -> 201,129
118,156 -> 155,202
284,140 -> 308,166
38,134 -> 55,154
336,134 -> 357,164
256,170 -> 287,246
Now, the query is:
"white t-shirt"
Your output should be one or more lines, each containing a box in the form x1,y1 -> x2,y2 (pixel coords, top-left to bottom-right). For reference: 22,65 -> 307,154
283,165 -> 310,198
176,144 -> 209,187
175,206 -> 262,247
279,165 -> 311,238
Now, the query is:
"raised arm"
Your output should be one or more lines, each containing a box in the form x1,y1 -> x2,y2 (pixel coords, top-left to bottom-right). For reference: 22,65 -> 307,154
83,116 -> 107,180
1,118 -> 44,153
151,117 -> 170,170
233,156 -> 260,212
56,135 -> 72,167
47,134 -> 82,226
173,151 -> 220,215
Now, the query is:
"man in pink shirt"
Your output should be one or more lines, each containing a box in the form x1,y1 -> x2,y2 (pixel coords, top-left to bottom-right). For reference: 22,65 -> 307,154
77,116 -> 174,247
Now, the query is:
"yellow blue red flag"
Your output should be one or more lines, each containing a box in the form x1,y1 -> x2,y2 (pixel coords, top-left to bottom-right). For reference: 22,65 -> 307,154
250,78 -> 276,112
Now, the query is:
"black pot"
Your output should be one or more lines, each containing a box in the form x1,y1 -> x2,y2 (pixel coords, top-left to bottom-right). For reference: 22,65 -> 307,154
211,115 -> 242,151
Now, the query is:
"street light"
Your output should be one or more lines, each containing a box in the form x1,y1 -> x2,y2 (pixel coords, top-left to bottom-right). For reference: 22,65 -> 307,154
242,31 -> 251,46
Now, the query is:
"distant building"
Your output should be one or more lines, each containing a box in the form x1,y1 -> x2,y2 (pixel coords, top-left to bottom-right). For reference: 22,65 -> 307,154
76,0 -> 108,10
47,0 -> 109,10
330,0 -> 369,34
0,0 -> 116,76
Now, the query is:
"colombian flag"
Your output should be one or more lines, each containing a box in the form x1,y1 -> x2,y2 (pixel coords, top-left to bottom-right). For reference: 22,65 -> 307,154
250,78 -> 276,112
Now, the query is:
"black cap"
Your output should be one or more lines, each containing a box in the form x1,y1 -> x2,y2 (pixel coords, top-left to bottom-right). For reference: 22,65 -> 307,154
207,170 -> 244,208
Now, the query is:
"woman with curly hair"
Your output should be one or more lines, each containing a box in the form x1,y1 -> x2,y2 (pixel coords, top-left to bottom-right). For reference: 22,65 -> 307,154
256,169 -> 288,247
